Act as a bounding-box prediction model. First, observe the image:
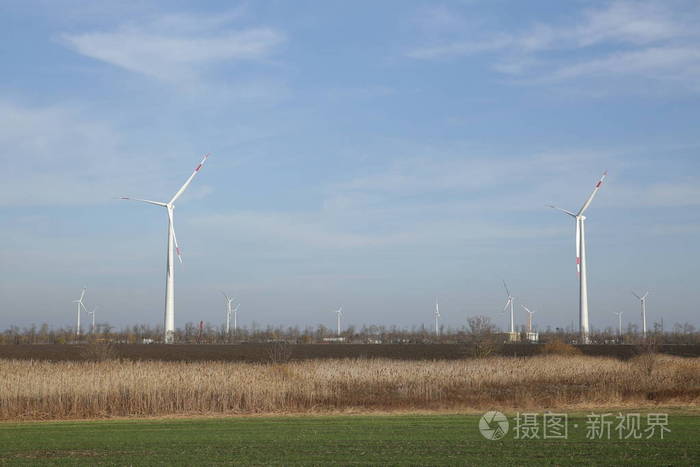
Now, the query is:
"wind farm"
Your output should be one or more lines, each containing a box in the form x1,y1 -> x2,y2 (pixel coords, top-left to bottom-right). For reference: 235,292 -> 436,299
2,1 -> 699,465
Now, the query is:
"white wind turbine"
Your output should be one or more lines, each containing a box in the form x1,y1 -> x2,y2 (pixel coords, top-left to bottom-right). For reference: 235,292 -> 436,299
87,306 -> 98,334
334,307 -> 343,336
521,305 -> 535,334
434,299 -> 440,336
612,311 -> 624,337
548,171 -> 607,344
72,287 -> 87,338
632,291 -> 649,339
121,154 -> 209,343
221,292 -> 238,337
502,281 -> 515,334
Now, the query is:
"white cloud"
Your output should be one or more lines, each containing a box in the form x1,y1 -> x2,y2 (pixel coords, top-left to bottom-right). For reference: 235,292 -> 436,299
406,35 -> 513,60
548,46 -> 700,81
0,101 -> 206,206
62,13 -> 284,82
407,1 -> 700,90
645,180 -> 700,207
574,1 -> 683,46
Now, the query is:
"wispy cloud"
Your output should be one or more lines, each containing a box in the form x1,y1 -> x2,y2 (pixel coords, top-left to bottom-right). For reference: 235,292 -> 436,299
407,1 -> 700,91
62,12 -> 284,83
0,100 -> 210,206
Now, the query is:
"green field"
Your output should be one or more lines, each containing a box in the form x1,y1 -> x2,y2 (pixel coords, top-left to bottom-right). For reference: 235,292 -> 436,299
0,413 -> 698,465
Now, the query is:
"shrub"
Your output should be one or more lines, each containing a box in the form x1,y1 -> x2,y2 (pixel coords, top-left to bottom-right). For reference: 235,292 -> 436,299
80,341 -> 119,362
539,340 -> 582,356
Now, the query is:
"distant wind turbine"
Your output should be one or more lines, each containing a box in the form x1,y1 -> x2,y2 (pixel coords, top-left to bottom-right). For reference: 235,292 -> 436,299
87,306 -> 97,334
221,292 -> 235,337
434,299 -> 440,336
334,307 -> 343,336
121,154 -> 209,343
502,281 -> 515,334
632,291 -> 649,339
521,305 -> 535,334
548,171 -> 607,343
72,287 -> 87,338
612,311 -> 624,337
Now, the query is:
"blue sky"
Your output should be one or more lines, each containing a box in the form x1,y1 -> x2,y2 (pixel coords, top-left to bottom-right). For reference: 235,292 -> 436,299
1,0 -> 698,333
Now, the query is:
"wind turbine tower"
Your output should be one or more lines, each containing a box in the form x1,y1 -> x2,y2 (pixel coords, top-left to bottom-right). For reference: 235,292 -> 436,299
632,291 -> 649,339
521,305 -> 536,334
612,311 -> 624,337
222,292 -> 235,336
434,299 -> 440,336
121,154 -> 209,343
87,306 -> 97,334
334,307 -> 343,336
502,281 -> 515,335
72,287 -> 87,338
548,171 -> 607,344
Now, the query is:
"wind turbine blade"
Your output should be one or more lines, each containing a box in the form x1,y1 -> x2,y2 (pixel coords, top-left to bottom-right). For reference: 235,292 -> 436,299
80,302 -> 88,313
577,171 -> 607,216
521,305 -> 531,313
169,154 -> 209,205
120,197 -> 167,207
575,221 -> 581,274
502,280 -> 511,297
547,205 -> 576,217
221,291 -> 230,301
642,292 -> 649,300
631,291 -> 641,300
503,299 -> 511,312
167,209 -> 182,263
79,287 -> 86,302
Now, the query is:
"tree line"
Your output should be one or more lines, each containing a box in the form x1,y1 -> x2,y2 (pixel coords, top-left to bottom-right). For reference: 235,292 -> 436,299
0,316 -> 698,345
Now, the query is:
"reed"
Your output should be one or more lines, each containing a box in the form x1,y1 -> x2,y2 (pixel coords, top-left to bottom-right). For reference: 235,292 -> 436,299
0,355 -> 697,420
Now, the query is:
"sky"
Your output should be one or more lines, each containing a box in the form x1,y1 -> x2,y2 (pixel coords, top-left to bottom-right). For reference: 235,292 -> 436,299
1,0 -> 699,333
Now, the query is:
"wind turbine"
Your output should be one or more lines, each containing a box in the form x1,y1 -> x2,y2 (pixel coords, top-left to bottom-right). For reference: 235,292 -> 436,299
502,281 -> 515,334
221,292 -> 235,337
72,287 -> 87,338
548,171 -> 607,343
521,305 -> 535,334
121,154 -> 209,343
434,299 -> 440,336
87,306 -> 98,334
612,311 -> 624,337
232,303 -> 240,334
334,307 -> 343,336
333,306 -> 343,336
632,291 -> 649,339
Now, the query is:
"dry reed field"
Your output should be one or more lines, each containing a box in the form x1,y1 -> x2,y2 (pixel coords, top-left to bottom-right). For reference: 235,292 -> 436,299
0,354 -> 698,421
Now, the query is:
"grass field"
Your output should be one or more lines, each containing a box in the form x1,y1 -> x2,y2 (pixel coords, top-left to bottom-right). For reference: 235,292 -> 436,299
0,413 -> 698,465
